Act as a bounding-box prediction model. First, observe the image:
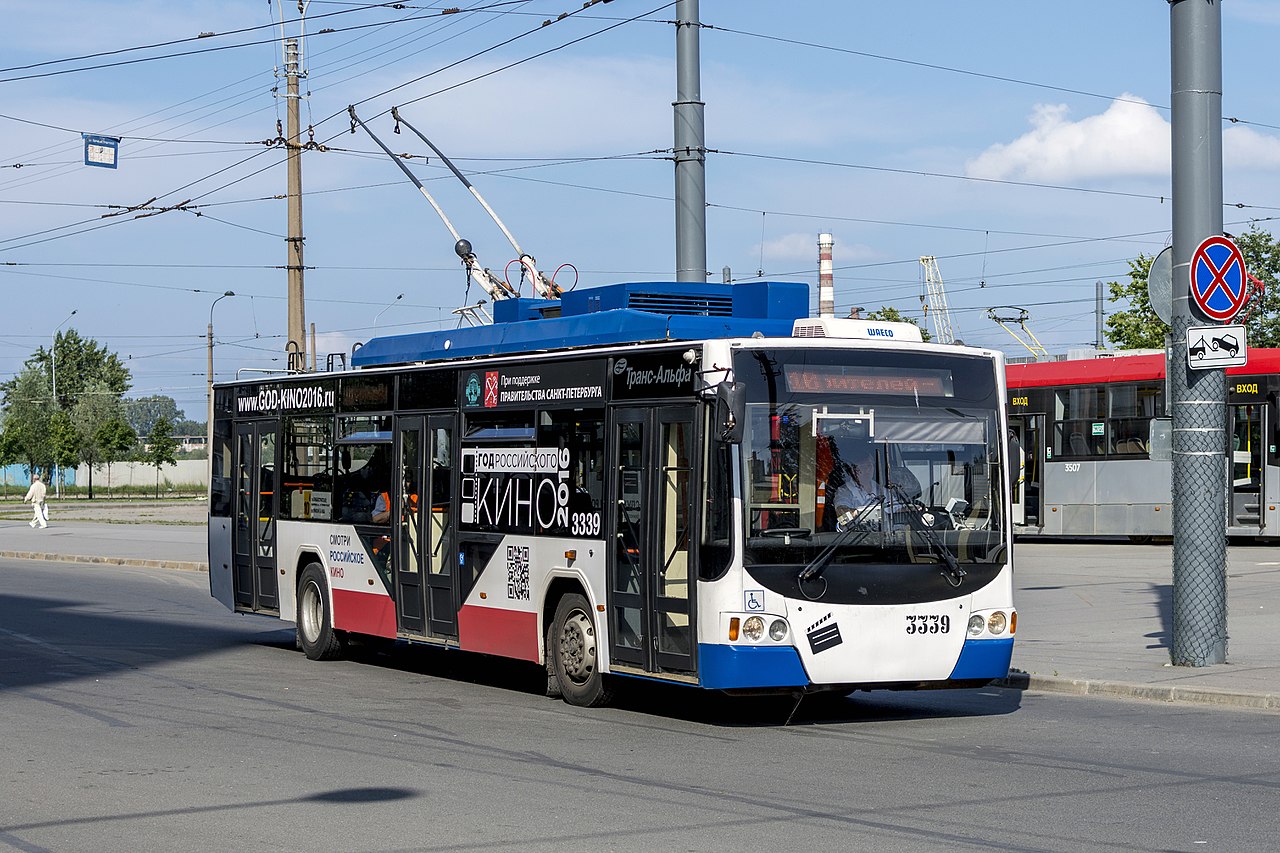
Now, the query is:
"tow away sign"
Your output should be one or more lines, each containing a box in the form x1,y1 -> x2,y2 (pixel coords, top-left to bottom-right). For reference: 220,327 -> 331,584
1187,324 -> 1247,369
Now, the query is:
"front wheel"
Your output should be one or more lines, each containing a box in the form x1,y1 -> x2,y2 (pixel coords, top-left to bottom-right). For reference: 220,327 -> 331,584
549,593 -> 612,707
297,563 -> 345,661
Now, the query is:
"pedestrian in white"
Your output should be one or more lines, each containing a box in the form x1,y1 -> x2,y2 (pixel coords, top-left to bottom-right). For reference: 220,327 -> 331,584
23,472 -> 48,529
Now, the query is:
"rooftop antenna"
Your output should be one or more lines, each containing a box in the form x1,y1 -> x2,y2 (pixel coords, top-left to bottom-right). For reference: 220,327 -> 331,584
347,106 -> 517,311
988,306 -> 1049,360
391,107 -> 563,300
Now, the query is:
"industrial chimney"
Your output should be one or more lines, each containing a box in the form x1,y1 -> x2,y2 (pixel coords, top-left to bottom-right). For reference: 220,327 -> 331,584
818,232 -> 835,317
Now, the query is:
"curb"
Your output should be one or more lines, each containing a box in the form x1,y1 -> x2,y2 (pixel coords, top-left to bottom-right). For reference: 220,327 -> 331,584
997,669 -> 1280,713
0,550 -> 208,574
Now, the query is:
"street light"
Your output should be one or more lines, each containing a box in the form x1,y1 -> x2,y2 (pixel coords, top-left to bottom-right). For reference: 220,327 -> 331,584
51,308 -> 76,498
207,291 -> 235,498
372,293 -> 404,335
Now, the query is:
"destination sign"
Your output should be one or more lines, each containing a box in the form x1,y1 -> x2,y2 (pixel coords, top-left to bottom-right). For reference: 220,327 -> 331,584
783,366 -> 953,397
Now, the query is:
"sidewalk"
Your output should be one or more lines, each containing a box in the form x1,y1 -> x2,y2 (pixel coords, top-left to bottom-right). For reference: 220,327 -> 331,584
1004,541 -> 1280,712
3,516 -> 1278,712
0,512 -> 207,571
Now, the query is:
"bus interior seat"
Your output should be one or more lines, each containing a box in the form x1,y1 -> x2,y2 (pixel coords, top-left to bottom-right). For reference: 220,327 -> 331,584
1068,432 -> 1090,455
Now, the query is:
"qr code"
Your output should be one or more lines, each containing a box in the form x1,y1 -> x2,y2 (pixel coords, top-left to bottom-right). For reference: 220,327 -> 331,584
506,545 -> 530,601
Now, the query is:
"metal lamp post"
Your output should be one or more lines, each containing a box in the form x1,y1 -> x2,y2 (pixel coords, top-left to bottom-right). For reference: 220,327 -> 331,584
51,308 -> 77,497
207,291 -> 235,498
372,293 -> 404,335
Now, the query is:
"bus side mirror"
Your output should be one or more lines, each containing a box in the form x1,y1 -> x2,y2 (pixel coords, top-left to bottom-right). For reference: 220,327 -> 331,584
715,382 -> 745,444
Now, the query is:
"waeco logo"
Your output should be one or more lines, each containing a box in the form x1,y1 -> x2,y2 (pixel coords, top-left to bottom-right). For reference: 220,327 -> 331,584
866,327 -> 894,338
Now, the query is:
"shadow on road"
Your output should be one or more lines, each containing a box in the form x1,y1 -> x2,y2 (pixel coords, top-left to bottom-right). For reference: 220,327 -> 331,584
331,640 -> 1022,727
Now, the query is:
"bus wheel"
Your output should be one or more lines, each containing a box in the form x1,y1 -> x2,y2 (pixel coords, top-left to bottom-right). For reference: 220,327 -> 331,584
297,563 -> 345,661
550,593 -> 612,707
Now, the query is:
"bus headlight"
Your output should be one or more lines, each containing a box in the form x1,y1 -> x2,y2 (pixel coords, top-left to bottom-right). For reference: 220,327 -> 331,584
967,614 -> 985,636
742,616 -> 765,641
769,619 -> 788,641
987,611 -> 1008,635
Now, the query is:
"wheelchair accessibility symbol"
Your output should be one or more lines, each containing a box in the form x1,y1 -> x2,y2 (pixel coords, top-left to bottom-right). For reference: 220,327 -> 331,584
744,590 -> 765,611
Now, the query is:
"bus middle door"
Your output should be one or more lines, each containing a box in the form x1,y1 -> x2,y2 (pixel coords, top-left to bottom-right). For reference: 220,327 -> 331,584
392,414 -> 458,638
608,406 -> 697,677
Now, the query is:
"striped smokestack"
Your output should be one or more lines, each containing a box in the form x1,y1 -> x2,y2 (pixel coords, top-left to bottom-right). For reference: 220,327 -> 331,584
818,232 -> 835,317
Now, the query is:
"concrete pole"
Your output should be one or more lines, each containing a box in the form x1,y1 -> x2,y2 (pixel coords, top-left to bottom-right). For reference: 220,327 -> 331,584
1095,280 -> 1104,349
207,291 -> 233,499
673,0 -> 706,283
285,38 -> 307,371
1169,0 -> 1227,666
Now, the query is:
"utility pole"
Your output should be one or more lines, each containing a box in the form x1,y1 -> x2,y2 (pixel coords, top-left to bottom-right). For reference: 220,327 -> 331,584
285,37 -> 307,372
1169,0 -> 1227,666
1095,280 -> 1104,349
673,0 -> 706,283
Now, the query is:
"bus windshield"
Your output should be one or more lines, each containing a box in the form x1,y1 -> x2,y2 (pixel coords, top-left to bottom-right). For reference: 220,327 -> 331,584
736,349 -> 1005,574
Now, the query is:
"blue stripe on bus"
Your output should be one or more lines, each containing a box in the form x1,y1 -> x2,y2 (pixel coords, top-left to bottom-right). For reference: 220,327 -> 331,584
697,643 -> 809,689
948,637 -> 1015,680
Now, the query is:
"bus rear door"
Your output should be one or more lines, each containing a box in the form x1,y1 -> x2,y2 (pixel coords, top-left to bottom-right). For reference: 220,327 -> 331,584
233,420 -> 280,613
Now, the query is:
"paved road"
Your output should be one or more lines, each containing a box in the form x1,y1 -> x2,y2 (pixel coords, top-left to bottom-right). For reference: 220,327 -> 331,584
2,557 -> 1279,852
3,517 -> 1279,709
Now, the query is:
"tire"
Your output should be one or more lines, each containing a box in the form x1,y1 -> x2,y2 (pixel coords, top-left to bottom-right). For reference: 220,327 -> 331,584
549,593 -> 612,707
296,563 -> 345,661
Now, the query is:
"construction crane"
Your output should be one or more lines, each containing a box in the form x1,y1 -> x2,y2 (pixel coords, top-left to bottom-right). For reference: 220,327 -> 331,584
349,107 -> 540,319
919,256 -> 957,344
988,306 -> 1050,360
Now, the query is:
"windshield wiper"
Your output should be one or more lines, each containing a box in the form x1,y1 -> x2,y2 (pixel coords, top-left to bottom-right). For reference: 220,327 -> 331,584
888,484 -> 966,587
796,496 -> 884,585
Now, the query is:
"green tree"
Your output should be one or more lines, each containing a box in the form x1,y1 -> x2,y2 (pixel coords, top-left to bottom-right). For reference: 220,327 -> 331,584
125,395 -> 182,440
864,306 -> 933,342
0,366 -> 53,474
1103,254 -> 1164,350
97,418 -> 137,499
11,328 -> 131,411
49,410 -> 80,495
142,416 -> 179,498
72,381 -> 126,499
1235,227 -> 1280,346
1104,226 -> 1280,349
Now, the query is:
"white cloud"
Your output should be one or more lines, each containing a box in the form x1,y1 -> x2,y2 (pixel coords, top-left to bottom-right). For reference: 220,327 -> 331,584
1224,124 -> 1280,169
756,231 -> 876,264
965,96 -> 1170,183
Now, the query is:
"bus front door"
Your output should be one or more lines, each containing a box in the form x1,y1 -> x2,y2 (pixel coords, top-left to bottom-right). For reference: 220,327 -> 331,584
1230,404 -> 1265,530
1009,416 -> 1043,528
609,406 -> 697,676
393,415 -> 457,638
232,421 -> 279,613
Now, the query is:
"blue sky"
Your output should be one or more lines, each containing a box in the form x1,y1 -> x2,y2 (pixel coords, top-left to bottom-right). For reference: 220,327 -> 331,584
3,0 -> 1280,418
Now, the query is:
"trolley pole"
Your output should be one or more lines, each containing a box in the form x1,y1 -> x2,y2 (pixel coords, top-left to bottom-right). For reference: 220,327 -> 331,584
1169,0 -> 1227,666
673,0 -> 706,283
285,37 -> 307,372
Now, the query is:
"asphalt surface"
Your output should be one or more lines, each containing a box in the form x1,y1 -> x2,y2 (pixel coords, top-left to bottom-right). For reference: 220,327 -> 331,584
1,503 -> 1277,713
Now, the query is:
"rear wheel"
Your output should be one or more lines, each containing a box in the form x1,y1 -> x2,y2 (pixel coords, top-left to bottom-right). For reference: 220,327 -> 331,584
550,593 -> 611,707
297,563 -> 345,661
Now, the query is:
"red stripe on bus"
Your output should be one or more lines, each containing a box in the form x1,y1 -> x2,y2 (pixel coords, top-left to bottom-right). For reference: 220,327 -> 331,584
1007,347 -> 1280,390
332,588 -> 397,639
458,605 -> 540,663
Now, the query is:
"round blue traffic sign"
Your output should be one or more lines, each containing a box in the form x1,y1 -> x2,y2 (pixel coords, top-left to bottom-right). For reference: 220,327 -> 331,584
1189,235 -> 1248,322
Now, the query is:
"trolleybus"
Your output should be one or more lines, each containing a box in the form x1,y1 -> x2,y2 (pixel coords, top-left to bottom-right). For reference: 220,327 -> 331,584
209,281 -> 1016,705
1006,348 -> 1280,539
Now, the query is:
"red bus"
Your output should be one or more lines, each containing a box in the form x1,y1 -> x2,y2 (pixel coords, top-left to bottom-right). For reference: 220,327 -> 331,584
1005,348 -> 1280,539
